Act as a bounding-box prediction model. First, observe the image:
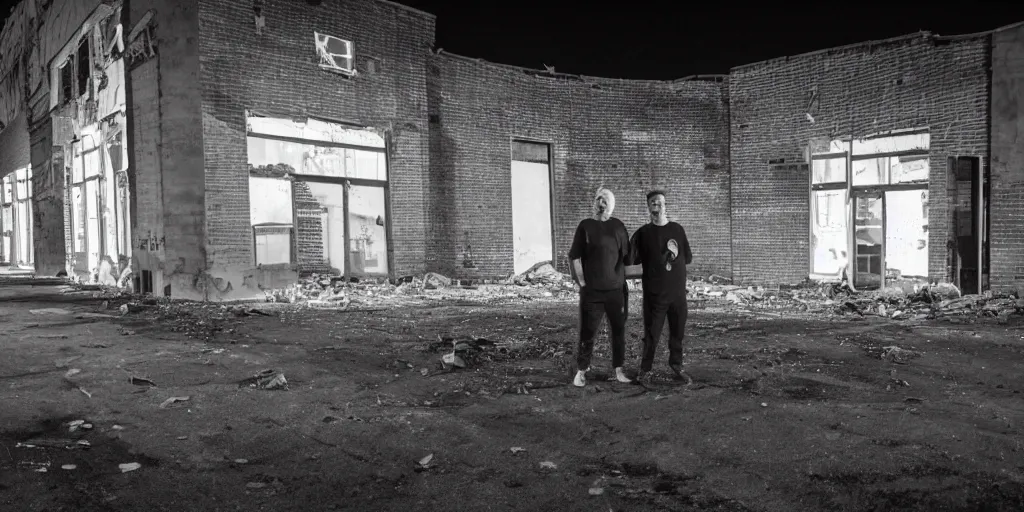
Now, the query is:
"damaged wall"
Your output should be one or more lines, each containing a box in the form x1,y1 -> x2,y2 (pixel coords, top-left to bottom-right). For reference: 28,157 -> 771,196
729,33 -> 990,286
427,54 -> 731,280
197,0 -> 435,295
990,23 -> 1024,294
0,110 -> 30,178
124,0 -> 204,298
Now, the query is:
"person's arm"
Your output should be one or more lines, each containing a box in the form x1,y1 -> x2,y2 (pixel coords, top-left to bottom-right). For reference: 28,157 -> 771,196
681,226 -> 693,265
624,225 -> 642,279
568,222 -> 587,287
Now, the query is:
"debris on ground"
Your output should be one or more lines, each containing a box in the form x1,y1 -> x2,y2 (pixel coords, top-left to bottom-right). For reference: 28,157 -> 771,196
881,346 -> 920,364
239,369 -> 288,390
429,336 -> 498,369
685,276 -> 1022,322
119,462 -> 142,473
159,396 -> 191,409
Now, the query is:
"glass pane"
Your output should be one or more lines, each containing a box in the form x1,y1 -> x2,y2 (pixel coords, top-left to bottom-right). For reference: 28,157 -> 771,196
84,150 -> 102,179
811,189 -> 848,276
352,149 -> 382,180
1,205 -> 10,264
348,185 -> 388,275
255,231 -> 291,266
86,180 -> 100,272
854,195 -> 884,289
885,189 -> 929,287
852,157 -> 887,186
812,157 -> 845,184
250,176 -> 293,266
72,186 -> 84,252
248,137 -> 306,174
301,182 -> 345,275
302,146 -> 346,178
2,176 -> 11,203
249,177 -> 293,225
17,199 -> 30,264
72,154 -> 84,183
891,156 -> 928,184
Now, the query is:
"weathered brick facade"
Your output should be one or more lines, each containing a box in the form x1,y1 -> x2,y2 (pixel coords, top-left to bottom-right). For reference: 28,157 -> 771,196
729,33 -> 990,285
198,0 -> 435,290
1,0 -> 1020,296
991,23 -> 1024,294
427,54 -> 731,279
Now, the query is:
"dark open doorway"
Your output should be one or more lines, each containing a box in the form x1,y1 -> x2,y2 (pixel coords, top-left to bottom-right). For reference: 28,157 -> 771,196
949,156 -> 990,295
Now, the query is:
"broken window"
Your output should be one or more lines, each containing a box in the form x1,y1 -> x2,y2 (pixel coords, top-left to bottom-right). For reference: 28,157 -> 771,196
811,190 -> 848,276
348,185 -> 388,275
249,176 -> 294,266
808,130 -> 930,288
315,32 -> 354,75
76,38 -> 91,99
59,60 -> 74,104
247,116 -> 389,276
812,157 -> 845,184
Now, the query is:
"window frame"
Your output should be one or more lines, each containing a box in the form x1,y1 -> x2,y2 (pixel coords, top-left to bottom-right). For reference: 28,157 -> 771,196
246,126 -> 391,276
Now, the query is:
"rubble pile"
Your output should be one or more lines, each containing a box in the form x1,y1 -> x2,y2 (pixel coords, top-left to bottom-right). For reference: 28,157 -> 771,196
685,276 -> 1023,322
511,262 -> 576,290
265,274 -> 400,306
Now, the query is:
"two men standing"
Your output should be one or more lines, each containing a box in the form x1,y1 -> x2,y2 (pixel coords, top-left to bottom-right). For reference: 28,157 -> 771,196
569,187 -> 693,387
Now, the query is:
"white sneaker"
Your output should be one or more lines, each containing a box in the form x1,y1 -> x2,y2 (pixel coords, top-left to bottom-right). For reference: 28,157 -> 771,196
614,367 -> 632,383
573,370 -> 587,387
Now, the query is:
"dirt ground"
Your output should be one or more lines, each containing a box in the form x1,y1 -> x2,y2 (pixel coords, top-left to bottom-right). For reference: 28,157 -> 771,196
1,279 -> 1023,512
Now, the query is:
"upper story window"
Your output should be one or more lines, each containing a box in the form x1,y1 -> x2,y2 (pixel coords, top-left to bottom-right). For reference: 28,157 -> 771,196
315,32 -> 355,76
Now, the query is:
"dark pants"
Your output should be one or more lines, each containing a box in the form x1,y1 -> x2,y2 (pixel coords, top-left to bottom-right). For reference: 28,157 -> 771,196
577,287 -> 627,370
640,292 -> 688,372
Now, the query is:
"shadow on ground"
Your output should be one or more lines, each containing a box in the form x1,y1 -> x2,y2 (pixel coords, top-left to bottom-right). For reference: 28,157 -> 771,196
1,281 -> 1022,511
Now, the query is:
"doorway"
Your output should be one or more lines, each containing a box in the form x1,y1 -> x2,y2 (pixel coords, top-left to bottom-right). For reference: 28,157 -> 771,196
510,140 -> 553,275
949,156 -> 989,295
853,193 -> 883,290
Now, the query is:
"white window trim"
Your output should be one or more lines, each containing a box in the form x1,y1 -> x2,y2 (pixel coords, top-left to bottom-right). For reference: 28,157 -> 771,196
314,32 -> 356,76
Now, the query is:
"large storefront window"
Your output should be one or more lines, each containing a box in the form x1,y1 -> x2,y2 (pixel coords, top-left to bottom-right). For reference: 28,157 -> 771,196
1,168 -> 34,267
247,114 -> 390,277
69,124 -> 131,282
809,130 -> 930,289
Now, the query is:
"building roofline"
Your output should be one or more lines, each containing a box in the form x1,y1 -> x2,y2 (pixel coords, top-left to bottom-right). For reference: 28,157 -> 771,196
434,49 -> 725,85
730,31 -> 934,73
731,20 -> 1024,72
373,0 -> 436,20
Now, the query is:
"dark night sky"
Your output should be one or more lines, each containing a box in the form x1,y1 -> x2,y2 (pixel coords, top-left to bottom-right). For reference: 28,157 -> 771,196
396,1 -> 1024,79
2,1 -> 1024,80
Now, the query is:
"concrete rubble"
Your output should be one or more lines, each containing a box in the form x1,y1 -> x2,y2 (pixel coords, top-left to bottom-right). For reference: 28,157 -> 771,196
44,264 -> 1023,329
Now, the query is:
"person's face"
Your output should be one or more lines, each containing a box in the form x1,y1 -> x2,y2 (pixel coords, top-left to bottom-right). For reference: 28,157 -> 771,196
594,193 -> 609,213
647,194 -> 666,216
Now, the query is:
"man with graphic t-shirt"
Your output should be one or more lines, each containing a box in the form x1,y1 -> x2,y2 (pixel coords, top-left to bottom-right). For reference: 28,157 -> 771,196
629,190 -> 693,385
568,187 -> 633,387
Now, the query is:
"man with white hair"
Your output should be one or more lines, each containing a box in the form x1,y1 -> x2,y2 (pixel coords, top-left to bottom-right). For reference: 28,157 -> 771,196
629,190 -> 693,385
568,186 -> 632,387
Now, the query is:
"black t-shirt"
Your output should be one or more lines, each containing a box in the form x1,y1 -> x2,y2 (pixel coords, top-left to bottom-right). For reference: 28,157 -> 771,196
629,222 -> 692,297
568,217 -> 630,291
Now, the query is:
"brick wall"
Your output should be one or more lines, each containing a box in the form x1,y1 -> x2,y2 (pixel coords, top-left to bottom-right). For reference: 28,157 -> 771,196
991,24 -> 1024,294
29,114 -> 68,276
427,54 -> 732,280
197,0 -> 435,279
0,110 -> 29,178
123,0 -> 205,297
292,180 -> 331,274
729,33 -> 990,286
0,110 -> 30,266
